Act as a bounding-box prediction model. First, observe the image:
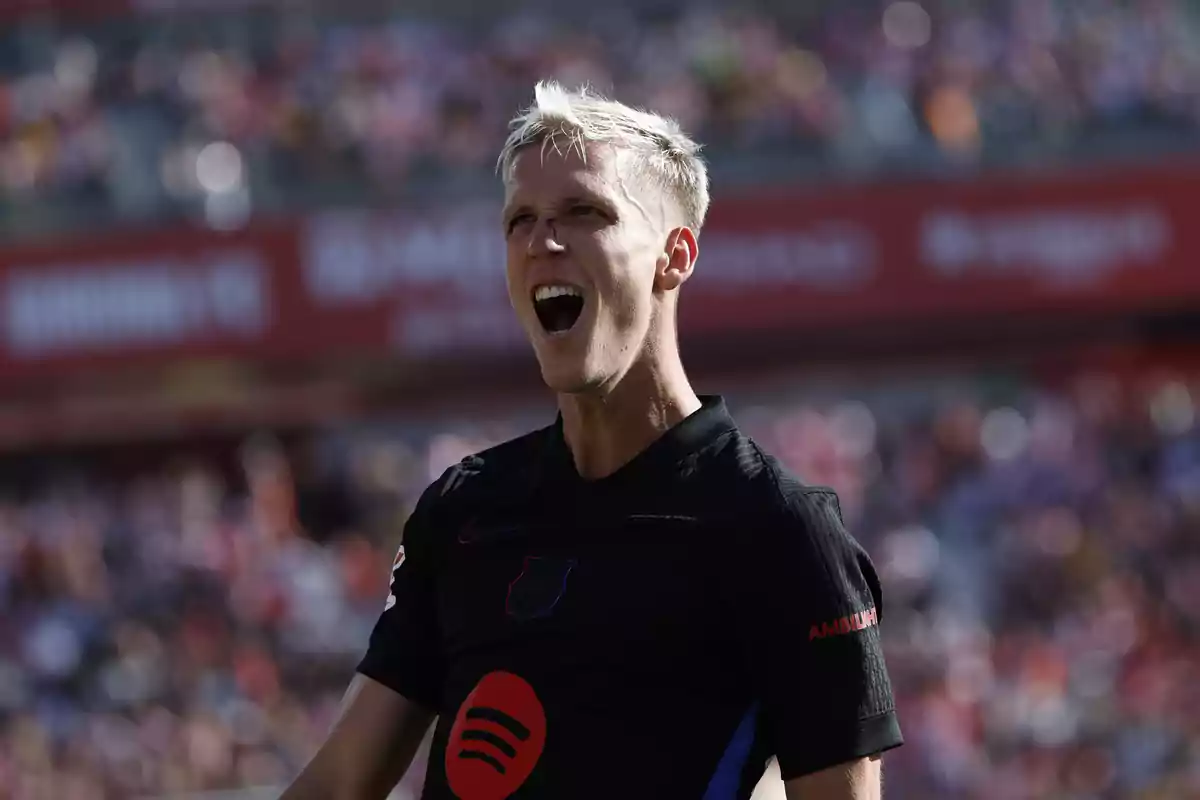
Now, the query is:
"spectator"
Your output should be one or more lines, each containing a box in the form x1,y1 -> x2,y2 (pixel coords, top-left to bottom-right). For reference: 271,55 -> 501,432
2,0 -> 1200,239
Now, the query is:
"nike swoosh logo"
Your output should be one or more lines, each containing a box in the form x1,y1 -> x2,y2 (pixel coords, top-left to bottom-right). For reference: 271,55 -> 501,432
457,521 -> 526,545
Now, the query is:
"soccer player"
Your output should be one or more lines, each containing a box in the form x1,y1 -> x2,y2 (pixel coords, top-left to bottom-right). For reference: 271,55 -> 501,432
281,82 -> 903,800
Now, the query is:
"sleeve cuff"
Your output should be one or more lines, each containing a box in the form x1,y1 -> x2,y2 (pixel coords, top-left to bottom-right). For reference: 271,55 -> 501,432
776,709 -> 904,781
355,654 -> 441,712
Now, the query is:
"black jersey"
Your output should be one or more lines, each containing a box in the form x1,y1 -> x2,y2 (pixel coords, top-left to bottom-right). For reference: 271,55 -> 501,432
358,396 -> 902,800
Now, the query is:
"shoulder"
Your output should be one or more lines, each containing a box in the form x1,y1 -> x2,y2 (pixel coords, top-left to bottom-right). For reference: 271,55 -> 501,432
709,430 -> 846,529
721,434 -> 870,569
405,424 -> 554,542
725,436 -> 885,619
440,423 -> 553,498
758,451 -> 848,538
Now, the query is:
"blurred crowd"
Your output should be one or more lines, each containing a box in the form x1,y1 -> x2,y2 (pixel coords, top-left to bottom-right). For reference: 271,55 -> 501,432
1,368 -> 1199,799
0,435 -> 389,800
2,0 -> 1200,237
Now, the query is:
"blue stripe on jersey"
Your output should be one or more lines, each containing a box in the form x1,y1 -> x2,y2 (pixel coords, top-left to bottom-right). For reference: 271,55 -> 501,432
702,702 -> 760,800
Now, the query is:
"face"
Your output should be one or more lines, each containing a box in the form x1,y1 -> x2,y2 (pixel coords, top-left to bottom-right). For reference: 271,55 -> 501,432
502,143 -> 697,394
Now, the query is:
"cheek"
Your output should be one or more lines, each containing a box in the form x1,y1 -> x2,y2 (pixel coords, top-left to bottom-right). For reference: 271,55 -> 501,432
601,261 -> 655,329
579,229 -> 657,328
504,248 -> 524,303
604,235 -> 658,299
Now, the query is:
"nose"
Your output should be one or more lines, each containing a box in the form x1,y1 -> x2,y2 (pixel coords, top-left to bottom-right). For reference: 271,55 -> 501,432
527,217 -> 566,257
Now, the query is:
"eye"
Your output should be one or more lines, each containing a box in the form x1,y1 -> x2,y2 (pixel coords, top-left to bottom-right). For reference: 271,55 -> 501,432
569,204 -> 602,217
506,213 -> 535,234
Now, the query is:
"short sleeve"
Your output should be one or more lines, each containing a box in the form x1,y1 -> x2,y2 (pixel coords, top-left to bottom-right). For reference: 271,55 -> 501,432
734,486 -> 903,780
355,476 -> 448,711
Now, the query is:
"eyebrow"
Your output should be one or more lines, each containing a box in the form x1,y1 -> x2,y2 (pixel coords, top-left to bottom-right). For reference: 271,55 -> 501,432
565,194 -> 617,216
501,202 -> 530,223
502,194 -> 616,222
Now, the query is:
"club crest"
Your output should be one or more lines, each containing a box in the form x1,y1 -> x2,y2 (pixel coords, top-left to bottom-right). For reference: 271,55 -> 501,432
505,556 -> 576,621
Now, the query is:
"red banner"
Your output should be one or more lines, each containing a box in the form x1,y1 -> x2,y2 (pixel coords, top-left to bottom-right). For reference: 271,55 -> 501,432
1,162 -> 1198,384
683,161 -> 1198,336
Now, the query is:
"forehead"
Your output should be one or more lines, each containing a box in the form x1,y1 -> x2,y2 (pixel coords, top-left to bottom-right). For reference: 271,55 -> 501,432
504,142 -> 627,206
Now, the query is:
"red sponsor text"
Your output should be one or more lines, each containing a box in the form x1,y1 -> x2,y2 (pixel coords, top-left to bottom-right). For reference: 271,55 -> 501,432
809,607 -> 878,641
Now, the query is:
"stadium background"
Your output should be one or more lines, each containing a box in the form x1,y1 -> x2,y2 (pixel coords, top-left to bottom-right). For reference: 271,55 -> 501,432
2,0 -> 1199,798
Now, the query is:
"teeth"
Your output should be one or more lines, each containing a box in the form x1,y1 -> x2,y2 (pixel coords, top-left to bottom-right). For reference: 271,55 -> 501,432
534,284 -> 582,302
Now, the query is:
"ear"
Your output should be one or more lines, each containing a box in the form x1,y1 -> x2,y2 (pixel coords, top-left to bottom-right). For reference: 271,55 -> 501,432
655,227 -> 699,292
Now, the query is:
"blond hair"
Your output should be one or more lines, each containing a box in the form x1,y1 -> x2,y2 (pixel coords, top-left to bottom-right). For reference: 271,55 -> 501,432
497,81 -> 710,232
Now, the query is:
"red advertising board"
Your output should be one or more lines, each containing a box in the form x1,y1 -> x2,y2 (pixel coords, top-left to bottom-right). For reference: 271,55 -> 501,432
1,162 -> 1198,384
683,161 -> 1198,335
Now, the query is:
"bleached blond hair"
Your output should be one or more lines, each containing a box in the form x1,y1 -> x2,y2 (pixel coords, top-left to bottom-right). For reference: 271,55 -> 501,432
497,81 -> 711,232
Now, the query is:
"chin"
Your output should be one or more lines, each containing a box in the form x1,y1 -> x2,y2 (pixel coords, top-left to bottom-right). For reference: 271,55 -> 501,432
538,364 -> 594,395
536,356 -> 607,395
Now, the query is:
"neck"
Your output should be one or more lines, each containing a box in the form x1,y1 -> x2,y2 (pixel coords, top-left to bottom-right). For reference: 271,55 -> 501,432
558,349 -> 701,480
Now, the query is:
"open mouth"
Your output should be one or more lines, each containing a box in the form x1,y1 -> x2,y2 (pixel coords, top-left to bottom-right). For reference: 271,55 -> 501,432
532,284 -> 585,334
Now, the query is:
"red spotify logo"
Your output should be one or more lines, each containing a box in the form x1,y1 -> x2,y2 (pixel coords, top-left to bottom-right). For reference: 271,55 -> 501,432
445,671 -> 547,800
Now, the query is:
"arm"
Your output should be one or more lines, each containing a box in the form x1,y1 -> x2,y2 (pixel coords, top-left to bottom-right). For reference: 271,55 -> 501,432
280,674 -> 435,800
284,474 -> 453,799
784,754 -> 881,800
735,484 -> 903,787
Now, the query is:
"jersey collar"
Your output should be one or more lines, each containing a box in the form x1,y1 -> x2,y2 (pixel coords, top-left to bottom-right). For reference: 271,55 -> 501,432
542,395 -> 737,489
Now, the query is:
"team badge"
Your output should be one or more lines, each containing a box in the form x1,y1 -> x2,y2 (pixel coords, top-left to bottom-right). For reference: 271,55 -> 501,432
505,556 -> 576,621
